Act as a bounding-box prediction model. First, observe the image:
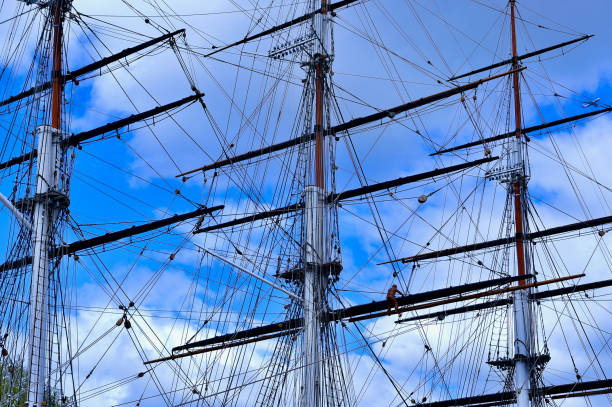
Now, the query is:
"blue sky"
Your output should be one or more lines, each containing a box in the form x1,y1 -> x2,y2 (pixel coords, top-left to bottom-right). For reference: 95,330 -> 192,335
1,0 -> 612,405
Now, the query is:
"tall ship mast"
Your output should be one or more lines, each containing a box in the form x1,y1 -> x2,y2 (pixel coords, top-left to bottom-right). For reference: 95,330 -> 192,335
0,0 -> 612,406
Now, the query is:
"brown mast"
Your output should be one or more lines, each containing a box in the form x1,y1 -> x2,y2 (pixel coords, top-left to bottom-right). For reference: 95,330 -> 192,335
314,63 -> 324,188
510,0 -> 527,286
314,0 -> 328,189
315,0 -> 327,190
51,0 -> 63,130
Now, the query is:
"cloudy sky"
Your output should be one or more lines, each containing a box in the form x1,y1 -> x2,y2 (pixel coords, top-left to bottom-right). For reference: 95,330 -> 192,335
1,0 -> 612,406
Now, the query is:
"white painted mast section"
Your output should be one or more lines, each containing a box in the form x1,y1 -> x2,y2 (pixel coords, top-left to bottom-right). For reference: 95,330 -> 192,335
511,132 -> 533,407
28,125 -> 59,406
0,191 -> 33,231
303,185 -> 325,407
513,287 -> 532,406
200,247 -> 303,302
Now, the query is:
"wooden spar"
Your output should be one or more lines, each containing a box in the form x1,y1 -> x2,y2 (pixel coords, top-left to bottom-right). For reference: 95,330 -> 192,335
416,378 -> 612,407
144,329 -> 300,365
0,93 -> 202,170
194,156 -> 497,234
166,273 -> 612,356
430,106 -> 612,156
347,273 -> 584,323
550,388 -> 612,399
398,297 -> 513,323
60,205 -> 223,253
0,205 -> 224,272
449,35 -> 593,81
195,202 -> 304,234
176,69 -> 522,178
544,379 -> 612,397
64,93 -> 201,147
400,278 -> 612,323
202,0 -> 359,59
534,277 -> 612,299
328,156 -> 496,202
381,214 -> 612,264
0,29 -> 185,109
174,274 -> 532,352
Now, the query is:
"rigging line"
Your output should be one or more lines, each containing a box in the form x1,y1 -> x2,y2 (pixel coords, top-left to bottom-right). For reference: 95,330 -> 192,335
115,137 -> 177,191
178,68 -> 518,177
540,299 -> 612,376
526,84 -> 592,223
179,54 -> 293,162
73,325 -> 123,395
518,32 -> 612,220
221,5 -> 273,151
355,321 -> 409,406
100,243 -> 289,309
76,149 -> 194,204
123,323 -> 175,407
416,0 -> 503,77
517,1 -> 585,36
449,34 -> 593,81
195,244 -> 301,301
73,15 -> 182,172
153,42 -> 213,158
529,138 -> 612,193
431,107 -> 612,156
64,207 -> 215,316
159,324 -> 421,407
84,2 -> 310,18
70,172 -> 151,217
331,17 -> 445,84
127,276 -> 218,398
402,0 -> 452,75
0,7 -> 35,25
336,176 -> 476,284
118,0 -> 169,36
73,10 -> 157,40
353,1 -> 414,103
200,0 -> 364,59
330,289 -> 410,405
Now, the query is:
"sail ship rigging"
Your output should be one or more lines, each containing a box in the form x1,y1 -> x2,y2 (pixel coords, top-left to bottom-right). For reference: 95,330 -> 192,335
1,0 -> 612,406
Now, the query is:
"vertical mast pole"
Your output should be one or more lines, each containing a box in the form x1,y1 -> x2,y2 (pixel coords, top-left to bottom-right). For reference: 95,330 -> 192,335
28,1 -> 63,405
509,1 -> 533,406
51,0 -> 63,129
314,0 -> 327,190
303,1 -> 329,405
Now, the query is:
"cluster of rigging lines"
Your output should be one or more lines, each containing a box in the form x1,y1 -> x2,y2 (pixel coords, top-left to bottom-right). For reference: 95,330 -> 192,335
0,0 -> 611,406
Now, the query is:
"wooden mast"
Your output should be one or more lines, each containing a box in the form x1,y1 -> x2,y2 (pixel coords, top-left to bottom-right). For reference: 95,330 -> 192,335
51,0 -> 63,130
510,0 -> 527,285
314,0 -> 328,189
